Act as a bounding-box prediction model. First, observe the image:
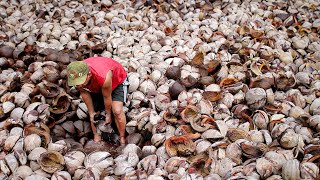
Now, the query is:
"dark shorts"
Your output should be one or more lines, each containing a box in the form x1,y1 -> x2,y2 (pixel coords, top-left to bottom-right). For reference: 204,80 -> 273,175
90,84 -> 126,112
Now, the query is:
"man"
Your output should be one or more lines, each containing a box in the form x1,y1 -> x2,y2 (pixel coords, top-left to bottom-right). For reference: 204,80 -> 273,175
66,57 -> 128,145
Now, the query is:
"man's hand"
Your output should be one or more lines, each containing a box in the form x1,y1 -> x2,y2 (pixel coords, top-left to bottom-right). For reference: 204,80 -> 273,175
89,112 -> 98,123
104,113 -> 112,126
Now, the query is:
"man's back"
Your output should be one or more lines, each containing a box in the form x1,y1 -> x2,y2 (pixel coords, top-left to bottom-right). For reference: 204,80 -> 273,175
83,57 -> 127,93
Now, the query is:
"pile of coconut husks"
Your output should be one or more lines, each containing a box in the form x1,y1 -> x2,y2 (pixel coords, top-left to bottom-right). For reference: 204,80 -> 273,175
0,0 -> 319,179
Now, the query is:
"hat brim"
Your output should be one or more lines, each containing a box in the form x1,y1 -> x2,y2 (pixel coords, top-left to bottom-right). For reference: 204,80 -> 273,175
67,73 -> 88,87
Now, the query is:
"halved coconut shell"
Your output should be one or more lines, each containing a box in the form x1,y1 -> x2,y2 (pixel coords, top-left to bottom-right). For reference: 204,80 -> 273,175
175,125 -> 201,139
187,153 -> 211,176
249,76 -> 275,89
0,46 -> 14,58
263,103 -> 283,114
165,66 -> 181,80
219,77 -> 238,88
169,81 -> 186,100
190,116 -> 211,133
163,111 -> 178,124
202,91 -> 222,102
164,135 -> 196,157
38,81 -> 60,98
180,105 -> 201,123
39,151 -> 65,173
43,66 -> 60,83
226,128 -> 250,142
275,74 -> 296,91
23,124 -> 51,147
50,93 -> 71,114
240,142 -> 268,158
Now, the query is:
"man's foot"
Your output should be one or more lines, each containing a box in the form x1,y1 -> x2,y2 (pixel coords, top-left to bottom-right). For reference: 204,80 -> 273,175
94,134 -> 102,142
120,136 -> 126,145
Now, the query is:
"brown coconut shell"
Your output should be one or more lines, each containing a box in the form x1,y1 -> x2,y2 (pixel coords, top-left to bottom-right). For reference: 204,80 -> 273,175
50,93 -> 71,114
0,46 -> 14,58
38,81 -> 60,98
165,66 -> 181,80
164,135 -> 196,157
39,151 -> 65,173
169,81 -> 186,100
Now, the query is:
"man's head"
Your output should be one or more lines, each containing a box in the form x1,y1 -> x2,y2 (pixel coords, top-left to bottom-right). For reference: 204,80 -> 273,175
67,61 -> 90,87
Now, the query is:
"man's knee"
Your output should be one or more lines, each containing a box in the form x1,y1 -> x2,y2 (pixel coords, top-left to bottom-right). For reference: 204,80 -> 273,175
112,107 -> 123,117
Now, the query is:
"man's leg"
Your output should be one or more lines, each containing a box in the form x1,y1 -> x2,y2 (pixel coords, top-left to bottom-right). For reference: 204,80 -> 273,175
112,101 -> 126,145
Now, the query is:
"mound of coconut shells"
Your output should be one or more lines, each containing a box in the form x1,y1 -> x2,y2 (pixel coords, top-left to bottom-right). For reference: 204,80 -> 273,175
0,0 -> 320,179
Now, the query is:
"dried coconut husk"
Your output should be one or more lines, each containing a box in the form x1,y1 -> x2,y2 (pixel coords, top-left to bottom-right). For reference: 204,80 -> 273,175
165,135 -> 196,157
175,125 -> 201,139
249,76 -> 275,89
180,105 -> 201,123
199,76 -> 215,86
50,93 -> 71,114
91,43 -> 107,54
240,142 -> 268,158
263,103 -> 283,114
0,46 -> 14,58
190,51 -> 205,67
187,153 -> 211,176
180,75 -> 199,88
38,81 -> 60,98
165,66 -> 181,80
304,144 -> 320,156
219,77 -> 238,88
169,81 -> 186,100
202,91 -> 222,102
39,150 -> 65,173
23,123 -> 51,147
163,111 -> 178,124
227,128 -> 251,142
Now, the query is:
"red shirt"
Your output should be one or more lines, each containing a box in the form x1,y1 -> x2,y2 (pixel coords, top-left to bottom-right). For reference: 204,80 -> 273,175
83,57 -> 127,93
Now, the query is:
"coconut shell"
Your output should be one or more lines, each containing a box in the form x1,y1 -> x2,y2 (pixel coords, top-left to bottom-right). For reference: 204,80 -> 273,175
0,46 -> 14,58
39,151 -> 65,173
169,81 -> 186,100
50,93 -> 71,114
38,81 -> 60,98
227,128 -> 250,142
202,91 -> 222,102
165,66 -> 181,80
164,135 -> 196,157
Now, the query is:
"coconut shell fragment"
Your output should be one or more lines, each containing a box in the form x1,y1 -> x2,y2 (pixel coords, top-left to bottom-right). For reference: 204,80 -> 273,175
165,135 -> 196,157
180,105 -> 201,123
169,81 -> 186,100
0,46 -> 14,58
165,66 -> 181,80
50,93 -> 71,114
39,151 -> 65,173
227,128 -> 250,142
38,81 -> 60,98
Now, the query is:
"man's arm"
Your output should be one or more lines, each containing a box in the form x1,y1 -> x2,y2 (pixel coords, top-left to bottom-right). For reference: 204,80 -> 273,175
102,71 -> 113,123
79,89 -> 96,121
78,88 -> 101,141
